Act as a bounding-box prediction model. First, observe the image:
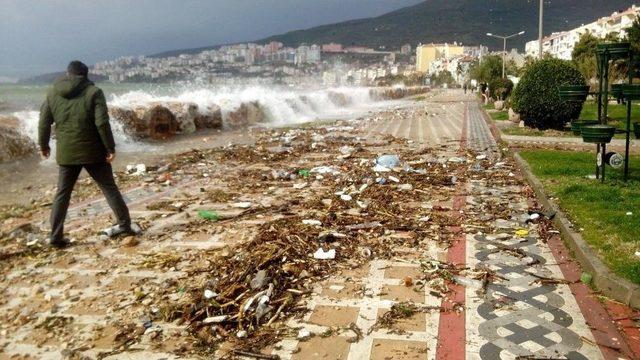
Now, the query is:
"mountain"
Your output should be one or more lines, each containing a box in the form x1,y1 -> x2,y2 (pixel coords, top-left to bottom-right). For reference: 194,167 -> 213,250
258,0 -> 638,50
151,0 -> 638,57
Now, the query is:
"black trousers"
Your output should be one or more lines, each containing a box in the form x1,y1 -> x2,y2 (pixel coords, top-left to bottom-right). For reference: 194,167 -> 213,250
50,162 -> 131,242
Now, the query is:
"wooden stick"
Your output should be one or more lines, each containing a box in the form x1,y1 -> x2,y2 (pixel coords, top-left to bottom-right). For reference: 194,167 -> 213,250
232,349 -> 280,360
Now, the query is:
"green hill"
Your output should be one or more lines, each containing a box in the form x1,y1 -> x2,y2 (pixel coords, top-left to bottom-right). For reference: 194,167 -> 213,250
258,0 -> 637,50
153,0 -> 638,58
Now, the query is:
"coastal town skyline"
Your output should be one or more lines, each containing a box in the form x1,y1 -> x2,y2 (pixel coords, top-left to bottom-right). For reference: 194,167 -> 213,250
0,0 -> 421,79
0,0 -> 637,83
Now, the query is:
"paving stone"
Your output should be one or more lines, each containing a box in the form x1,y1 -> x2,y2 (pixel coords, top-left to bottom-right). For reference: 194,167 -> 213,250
384,265 -> 423,281
376,308 -> 427,332
307,305 -> 360,327
291,335 -> 352,360
380,284 -> 425,304
370,339 -> 428,360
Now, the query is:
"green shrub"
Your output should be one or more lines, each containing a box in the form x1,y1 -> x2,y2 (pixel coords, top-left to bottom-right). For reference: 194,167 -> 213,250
489,78 -> 514,100
512,59 -> 586,130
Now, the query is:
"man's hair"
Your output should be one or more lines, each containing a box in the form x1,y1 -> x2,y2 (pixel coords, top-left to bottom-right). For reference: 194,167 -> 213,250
67,61 -> 89,77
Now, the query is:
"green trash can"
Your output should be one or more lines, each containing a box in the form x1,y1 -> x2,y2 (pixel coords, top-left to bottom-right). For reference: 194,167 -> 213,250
611,84 -> 625,101
596,42 -> 631,60
558,85 -> 589,102
622,84 -> 640,101
570,120 -> 599,135
581,125 -> 616,144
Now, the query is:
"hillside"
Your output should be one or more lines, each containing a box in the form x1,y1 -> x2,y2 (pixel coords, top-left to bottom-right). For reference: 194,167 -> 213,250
259,0 -> 637,50
152,0 -> 637,58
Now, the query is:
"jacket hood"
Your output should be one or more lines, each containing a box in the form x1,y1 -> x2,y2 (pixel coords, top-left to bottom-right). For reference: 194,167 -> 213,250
53,75 -> 93,99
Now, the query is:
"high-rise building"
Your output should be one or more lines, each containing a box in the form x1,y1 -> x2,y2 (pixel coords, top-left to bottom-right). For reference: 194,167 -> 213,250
415,43 -> 465,73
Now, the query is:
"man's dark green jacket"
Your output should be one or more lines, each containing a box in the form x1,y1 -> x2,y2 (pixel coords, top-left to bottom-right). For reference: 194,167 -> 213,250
38,75 -> 116,165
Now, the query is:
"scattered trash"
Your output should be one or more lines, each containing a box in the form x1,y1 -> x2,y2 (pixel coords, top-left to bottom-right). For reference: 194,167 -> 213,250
528,272 -> 572,285
203,315 -> 228,324
297,328 -> 311,340
293,182 -> 307,189
122,236 -> 139,247
346,222 -> 382,230
198,210 -> 219,221
370,302 -> 438,334
317,231 -> 346,243
404,276 -> 413,287
302,219 -> 322,226
0,115 -> 576,353
232,202 -> 252,209
580,272 -> 593,284
626,212 -> 633,216
372,164 -> 392,172
635,251 -> 640,258
398,184 -> 413,191
339,146 -> 354,157
126,163 -> 147,176
526,213 -> 540,223
250,270 -> 269,290
376,154 -> 400,168
298,169 -> 310,178
313,248 -> 336,260
310,166 -> 341,175
515,229 -> 529,237
476,154 -> 487,160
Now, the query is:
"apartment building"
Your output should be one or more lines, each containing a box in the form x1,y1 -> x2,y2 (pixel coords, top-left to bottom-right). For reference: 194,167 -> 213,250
526,5 -> 640,59
415,43 -> 465,73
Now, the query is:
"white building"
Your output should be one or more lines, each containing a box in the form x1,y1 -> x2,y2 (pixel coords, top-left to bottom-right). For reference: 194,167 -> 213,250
429,55 -> 475,85
295,44 -> 321,66
526,5 -> 640,59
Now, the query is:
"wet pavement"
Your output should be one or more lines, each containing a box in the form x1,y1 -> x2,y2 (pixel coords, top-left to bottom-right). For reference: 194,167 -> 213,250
1,90 -> 638,360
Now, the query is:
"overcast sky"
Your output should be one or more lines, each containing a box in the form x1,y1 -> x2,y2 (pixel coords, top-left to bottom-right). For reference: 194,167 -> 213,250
0,0 -> 421,79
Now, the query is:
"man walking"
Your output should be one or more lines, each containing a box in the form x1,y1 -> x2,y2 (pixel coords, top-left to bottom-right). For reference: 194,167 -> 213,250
39,61 -> 138,248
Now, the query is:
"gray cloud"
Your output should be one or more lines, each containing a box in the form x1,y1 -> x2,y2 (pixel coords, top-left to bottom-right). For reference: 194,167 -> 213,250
0,0 -> 420,77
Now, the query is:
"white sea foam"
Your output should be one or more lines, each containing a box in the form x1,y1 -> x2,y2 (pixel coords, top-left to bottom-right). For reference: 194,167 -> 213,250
108,85 -> 389,126
12,110 -> 147,154
12,85 -> 398,152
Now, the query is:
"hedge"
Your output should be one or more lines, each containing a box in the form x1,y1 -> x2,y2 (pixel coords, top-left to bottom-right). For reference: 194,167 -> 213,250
489,78 -> 514,101
512,59 -> 586,130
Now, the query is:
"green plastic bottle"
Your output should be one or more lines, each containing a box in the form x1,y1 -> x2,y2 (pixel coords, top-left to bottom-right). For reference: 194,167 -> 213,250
298,169 -> 310,178
198,210 -> 220,221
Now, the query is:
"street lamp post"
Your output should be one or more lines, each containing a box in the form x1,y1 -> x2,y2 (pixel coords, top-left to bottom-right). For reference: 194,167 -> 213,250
486,31 -> 526,78
539,0 -> 544,59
